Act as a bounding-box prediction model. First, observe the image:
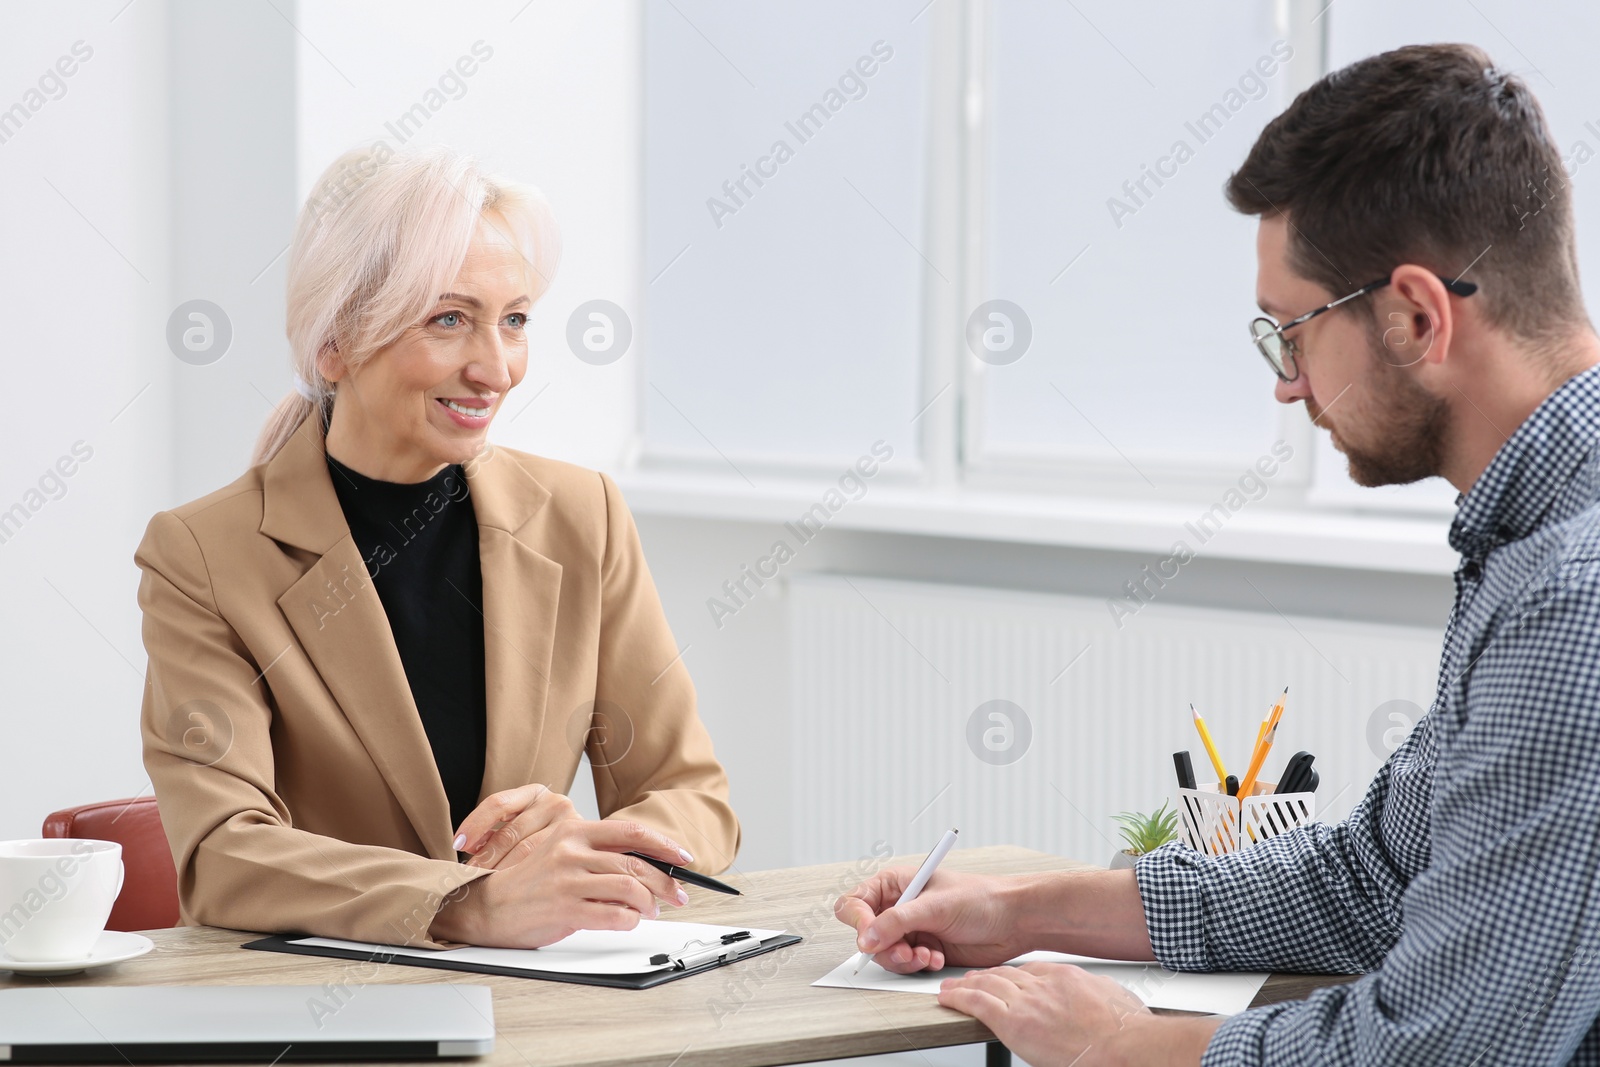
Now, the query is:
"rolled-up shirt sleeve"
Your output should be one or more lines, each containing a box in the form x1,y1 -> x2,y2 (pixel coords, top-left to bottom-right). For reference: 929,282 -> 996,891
1138,560 -> 1600,1065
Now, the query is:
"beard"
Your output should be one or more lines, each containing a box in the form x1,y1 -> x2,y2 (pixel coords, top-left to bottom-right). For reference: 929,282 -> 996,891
1308,330 -> 1449,488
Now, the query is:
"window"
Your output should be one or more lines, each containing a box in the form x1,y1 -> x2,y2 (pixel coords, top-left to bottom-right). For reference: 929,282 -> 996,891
641,0 -> 1536,517
971,1 -> 1292,497
643,1 -> 932,472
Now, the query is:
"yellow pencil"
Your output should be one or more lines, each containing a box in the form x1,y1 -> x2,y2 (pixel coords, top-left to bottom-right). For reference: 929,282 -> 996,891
1242,688 -> 1287,791
1189,704 -> 1228,787
1237,689 -> 1286,798
1265,686 -> 1289,735
1251,687 -> 1286,756
1235,687 -> 1290,844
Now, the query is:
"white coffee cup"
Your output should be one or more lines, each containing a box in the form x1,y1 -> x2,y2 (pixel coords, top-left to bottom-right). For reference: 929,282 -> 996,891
0,839 -> 124,962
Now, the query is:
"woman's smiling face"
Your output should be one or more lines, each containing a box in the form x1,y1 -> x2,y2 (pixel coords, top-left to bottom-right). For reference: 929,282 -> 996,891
320,213 -> 533,482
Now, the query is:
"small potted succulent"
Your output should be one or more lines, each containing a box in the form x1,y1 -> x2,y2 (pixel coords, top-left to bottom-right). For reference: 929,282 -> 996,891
1109,800 -> 1179,869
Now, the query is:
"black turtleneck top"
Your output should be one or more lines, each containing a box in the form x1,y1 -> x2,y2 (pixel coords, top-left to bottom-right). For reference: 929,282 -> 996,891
325,453 -> 487,831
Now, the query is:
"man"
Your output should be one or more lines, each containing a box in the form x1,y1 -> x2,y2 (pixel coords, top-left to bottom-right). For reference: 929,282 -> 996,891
836,44 -> 1600,1066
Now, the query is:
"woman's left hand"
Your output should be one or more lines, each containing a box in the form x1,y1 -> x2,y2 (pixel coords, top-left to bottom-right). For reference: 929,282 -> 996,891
454,784 -> 585,870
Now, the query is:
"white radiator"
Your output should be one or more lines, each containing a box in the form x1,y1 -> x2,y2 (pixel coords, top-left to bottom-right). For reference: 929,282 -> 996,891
788,574 -> 1441,868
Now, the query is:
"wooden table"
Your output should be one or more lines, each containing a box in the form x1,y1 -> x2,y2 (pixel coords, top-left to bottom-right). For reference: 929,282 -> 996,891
2,846 -> 1355,1066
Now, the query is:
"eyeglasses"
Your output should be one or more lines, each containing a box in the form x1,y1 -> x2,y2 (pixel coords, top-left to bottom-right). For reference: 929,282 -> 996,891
1249,274 -> 1479,382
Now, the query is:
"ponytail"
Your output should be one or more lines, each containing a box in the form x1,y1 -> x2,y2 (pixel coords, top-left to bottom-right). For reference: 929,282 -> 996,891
251,390 -> 328,466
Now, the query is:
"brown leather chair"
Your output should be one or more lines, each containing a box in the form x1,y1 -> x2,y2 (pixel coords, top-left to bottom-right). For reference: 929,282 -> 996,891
41,797 -> 180,932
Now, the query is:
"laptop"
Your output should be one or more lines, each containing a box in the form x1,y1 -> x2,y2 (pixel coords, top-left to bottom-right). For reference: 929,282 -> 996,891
0,984 -> 494,1062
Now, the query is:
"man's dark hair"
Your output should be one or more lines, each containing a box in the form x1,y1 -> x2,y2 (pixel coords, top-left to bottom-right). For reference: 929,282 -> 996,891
1228,43 -> 1588,349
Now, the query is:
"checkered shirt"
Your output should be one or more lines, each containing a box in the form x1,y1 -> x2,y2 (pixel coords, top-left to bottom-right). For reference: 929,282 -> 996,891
1136,363 -> 1600,1065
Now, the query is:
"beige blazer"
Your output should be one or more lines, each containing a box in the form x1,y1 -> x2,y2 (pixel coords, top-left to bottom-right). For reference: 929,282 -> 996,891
135,409 -> 738,947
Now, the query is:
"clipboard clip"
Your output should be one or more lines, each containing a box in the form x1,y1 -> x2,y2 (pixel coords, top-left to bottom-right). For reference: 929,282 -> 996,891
650,930 -> 755,971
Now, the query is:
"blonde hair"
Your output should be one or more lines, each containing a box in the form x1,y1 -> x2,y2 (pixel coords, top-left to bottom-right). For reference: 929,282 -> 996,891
253,144 -> 562,465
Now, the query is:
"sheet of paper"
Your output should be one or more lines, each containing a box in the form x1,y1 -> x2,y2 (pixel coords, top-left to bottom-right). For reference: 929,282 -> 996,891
813,951 -> 1268,1016
294,919 -> 787,976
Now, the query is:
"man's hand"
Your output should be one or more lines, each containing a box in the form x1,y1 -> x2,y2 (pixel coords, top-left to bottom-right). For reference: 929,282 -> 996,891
453,784 -> 585,870
834,868 -> 1033,972
940,962 -> 1147,1066
940,962 -> 1222,1067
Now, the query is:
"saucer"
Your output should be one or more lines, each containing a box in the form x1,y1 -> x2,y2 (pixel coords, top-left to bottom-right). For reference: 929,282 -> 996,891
0,931 -> 154,976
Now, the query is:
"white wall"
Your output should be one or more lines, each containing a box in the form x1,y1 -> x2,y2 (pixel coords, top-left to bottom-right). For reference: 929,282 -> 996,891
169,0 -> 297,502
0,1 -> 172,838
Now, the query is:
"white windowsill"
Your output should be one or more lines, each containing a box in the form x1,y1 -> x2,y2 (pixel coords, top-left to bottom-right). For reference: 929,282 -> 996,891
613,469 -> 1460,576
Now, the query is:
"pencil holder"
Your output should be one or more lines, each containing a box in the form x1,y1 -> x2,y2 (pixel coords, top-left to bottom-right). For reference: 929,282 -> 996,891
1177,782 -> 1314,856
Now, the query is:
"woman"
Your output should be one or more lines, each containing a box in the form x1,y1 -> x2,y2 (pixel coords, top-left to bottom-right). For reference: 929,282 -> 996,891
135,145 -> 739,949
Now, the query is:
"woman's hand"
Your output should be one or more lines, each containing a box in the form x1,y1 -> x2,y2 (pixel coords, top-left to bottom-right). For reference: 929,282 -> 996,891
432,818 -> 695,948
453,784 -> 585,870
834,868 -> 1033,973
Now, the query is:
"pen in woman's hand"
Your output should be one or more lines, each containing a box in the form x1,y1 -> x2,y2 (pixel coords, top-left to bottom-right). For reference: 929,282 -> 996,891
626,851 -> 740,896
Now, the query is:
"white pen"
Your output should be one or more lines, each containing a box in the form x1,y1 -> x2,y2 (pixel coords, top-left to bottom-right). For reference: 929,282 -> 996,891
849,827 -> 960,976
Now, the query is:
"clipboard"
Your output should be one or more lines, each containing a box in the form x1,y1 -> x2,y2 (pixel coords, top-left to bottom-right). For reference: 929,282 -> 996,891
241,929 -> 803,990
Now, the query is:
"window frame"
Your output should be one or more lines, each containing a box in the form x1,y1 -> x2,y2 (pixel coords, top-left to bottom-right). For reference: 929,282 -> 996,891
631,0 -> 1461,520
